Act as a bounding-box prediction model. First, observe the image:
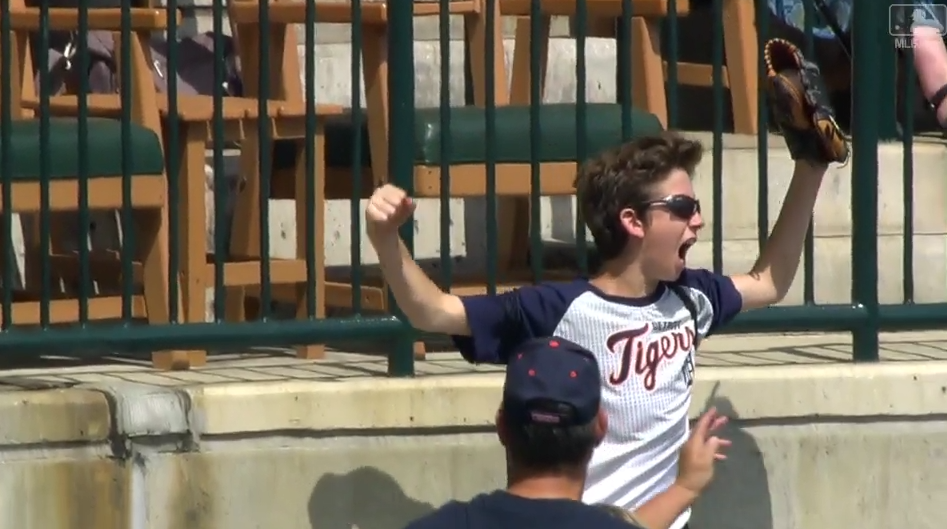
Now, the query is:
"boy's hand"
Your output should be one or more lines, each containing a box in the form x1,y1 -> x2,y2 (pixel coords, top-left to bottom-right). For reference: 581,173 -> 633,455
366,184 -> 417,242
674,407 -> 731,495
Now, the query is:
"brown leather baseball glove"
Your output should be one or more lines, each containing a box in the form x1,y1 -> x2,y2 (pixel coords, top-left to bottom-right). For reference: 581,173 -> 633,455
764,38 -> 849,165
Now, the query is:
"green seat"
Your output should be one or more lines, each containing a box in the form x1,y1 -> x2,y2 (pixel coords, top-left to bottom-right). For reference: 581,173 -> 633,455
271,103 -> 665,171
0,118 -> 165,181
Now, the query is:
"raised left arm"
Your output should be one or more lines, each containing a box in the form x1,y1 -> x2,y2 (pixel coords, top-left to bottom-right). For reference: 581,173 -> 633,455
729,159 -> 828,311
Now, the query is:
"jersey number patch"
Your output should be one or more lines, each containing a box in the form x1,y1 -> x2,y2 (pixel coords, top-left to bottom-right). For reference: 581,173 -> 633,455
680,351 -> 695,387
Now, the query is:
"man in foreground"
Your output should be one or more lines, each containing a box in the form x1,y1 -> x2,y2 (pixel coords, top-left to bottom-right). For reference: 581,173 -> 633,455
402,337 -> 730,529
371,40 -> 847,529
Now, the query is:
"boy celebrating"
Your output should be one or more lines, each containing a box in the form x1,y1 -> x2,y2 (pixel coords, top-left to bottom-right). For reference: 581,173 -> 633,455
366,41 -> 847,529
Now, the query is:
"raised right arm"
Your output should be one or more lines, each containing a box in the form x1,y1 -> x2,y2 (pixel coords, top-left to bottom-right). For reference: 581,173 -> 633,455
365,184 -> 470,336
366,185 -> 571,363
371,233 -> 470,336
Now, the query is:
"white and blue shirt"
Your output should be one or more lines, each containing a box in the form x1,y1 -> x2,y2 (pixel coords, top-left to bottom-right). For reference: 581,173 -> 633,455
453,268 -> 742,529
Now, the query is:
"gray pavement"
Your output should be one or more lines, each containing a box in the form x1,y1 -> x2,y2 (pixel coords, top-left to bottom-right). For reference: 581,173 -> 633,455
0,330 -> 945,391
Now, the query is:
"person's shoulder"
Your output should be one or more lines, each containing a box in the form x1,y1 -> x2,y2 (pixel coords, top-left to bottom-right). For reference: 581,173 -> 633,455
514,279 -> 594,302
401,500 -> 468,529
561,502 -> 647,529
671,266 -> 726,288
461,279 -> 591,310
495,279 -> 595,324
670,267 -> 739,303
667,266 -> 742,335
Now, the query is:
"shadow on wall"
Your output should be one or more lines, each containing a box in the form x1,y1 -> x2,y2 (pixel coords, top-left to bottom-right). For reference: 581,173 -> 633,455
691,390 -> 773,529
308,466 -> 435,529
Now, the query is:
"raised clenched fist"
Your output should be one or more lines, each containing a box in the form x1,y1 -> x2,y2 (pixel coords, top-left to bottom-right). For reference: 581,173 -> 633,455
365,184 -> 417,241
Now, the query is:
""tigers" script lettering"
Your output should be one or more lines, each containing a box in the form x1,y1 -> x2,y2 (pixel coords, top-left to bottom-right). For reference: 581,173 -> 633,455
605,324 -> 696,390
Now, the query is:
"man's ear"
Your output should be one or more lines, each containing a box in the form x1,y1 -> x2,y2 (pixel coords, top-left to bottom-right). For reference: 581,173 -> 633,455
594,408 -> 608,447
620,207 -> 646,239
496,408 -> 508,447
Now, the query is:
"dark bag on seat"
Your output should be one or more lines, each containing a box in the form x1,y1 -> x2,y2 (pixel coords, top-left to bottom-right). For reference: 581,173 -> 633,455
38,30 -> 243,98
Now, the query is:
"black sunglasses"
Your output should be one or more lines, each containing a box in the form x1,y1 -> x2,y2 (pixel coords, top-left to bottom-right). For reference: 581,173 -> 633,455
640,195 -> 701,219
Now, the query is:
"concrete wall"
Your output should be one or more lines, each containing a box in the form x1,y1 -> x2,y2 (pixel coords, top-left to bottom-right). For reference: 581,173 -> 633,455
2,363 -> 946,529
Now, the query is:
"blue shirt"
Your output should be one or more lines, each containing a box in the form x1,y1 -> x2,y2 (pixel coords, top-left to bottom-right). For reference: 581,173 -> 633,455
403,490 -> 645,529
769,0 -> 945,39
768,0 -> 852,39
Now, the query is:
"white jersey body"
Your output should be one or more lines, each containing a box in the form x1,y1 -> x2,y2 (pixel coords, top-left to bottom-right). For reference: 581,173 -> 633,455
454,268 -> 742,529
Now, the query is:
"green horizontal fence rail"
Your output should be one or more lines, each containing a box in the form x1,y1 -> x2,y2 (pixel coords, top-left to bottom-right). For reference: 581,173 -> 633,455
0,0 -> 943,372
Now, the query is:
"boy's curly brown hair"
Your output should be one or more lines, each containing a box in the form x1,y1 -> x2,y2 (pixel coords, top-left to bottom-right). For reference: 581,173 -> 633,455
574,132 -> 703,261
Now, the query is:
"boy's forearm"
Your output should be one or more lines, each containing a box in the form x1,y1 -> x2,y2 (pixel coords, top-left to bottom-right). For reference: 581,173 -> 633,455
747,160 -> 827,301
631,484 -> 698,529
371,234 -> 469,335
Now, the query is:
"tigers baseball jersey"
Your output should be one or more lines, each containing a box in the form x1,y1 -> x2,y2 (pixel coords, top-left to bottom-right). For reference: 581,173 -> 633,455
452,268 -> 742,529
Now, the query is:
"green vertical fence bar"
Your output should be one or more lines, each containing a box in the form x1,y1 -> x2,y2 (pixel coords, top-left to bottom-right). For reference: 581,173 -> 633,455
119,4 -> 136,323
0,0 -> 11,330
877,2 -> 899,140
574,0 -> 588,275
801,0 -> 816,305
463,33 -> 475,106
850,2 -> 881,361
528,0 -> 543,282
901,26 -> 915,305
166,0 -> 181,323
755,0 -> 769,248
438,0 -> 454,291
304,0 -> 317,319
213,0 -> 227,321
38,2 -> 51,328
618,0 -> 633,138
485,0 -> 499,294
257,0 -> 273,320
387,1 -> 417,376
664,0 -> 678,128
350,0 -> 364,313
120,0 -> 135,323
77,2 -> 91,324
710,0 -> 723,274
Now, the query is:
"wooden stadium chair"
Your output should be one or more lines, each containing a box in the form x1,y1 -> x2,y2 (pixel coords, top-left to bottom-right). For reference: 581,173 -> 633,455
0,4 -> 195,368
22,2 -> 344,362
227,0 -> 513,359
505,0 -> 759,134
224,0 -> 362,360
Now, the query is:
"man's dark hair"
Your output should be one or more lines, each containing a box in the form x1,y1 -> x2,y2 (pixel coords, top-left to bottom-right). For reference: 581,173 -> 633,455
574,132 -> 704,261
504,420 -> 598,471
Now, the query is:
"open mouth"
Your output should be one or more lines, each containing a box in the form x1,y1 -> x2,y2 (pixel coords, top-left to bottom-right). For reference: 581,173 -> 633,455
678,239 -> 696,261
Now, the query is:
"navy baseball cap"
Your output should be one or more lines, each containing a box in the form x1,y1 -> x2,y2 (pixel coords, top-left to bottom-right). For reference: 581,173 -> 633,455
502,337 -> 602,428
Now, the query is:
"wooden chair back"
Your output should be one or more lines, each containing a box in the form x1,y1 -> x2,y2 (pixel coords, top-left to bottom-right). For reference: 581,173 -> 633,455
504,0 -> 759,133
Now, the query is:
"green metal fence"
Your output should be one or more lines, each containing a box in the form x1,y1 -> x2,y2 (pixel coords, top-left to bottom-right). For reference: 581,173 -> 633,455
0,0 -> 943,373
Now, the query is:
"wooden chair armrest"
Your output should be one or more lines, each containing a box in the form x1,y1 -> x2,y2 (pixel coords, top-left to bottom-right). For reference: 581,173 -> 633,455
500,0 -> 689,17
229,1 -> 477,26
7,8 -> 177,31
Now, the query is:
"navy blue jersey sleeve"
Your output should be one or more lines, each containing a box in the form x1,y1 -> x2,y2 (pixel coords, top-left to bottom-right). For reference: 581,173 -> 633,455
451,282 -> 581,364
677,267 -> 742,334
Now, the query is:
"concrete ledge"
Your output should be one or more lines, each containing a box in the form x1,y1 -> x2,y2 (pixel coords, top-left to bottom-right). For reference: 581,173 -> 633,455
4,358 -> 942,443
692,362 -> 947,419
82,382 -> 192,438
187,376 -> 502,435
188,362 -> 947,436
0,389 -> 111,446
